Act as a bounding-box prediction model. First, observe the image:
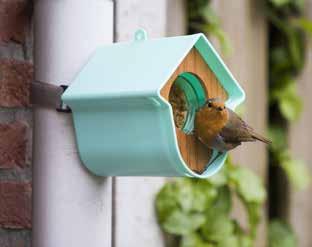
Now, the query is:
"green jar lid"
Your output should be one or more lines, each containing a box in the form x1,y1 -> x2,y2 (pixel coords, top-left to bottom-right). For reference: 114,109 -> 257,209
174,72 -> 206,134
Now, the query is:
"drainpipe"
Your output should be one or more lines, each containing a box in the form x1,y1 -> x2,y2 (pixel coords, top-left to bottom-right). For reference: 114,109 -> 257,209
32,1 -> 114,246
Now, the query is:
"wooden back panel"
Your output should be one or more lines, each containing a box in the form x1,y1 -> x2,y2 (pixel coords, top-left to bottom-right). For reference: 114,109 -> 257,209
161,48 -> 228,173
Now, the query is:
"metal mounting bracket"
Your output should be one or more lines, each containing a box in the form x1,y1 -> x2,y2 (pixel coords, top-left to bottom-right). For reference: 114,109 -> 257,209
31,81 -> 71,113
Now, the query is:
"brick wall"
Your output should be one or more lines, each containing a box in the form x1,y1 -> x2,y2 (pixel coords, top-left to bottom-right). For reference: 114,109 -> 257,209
0,0 -> 33,246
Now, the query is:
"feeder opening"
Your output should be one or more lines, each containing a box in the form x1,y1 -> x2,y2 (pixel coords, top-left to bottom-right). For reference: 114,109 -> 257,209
169,72 -> 206,134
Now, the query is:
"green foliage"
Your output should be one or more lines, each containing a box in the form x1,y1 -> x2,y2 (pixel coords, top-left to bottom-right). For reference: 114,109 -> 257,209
269,220 -> 297,247
268,125 -> 311,190
187,0 -> 231,54
155,1 -> 312,247
269,0 -> 293,7
163,210 -> 206,235
155,159 -> 266,247
181,233 -> 214,247
270,81 -> 303,122
280,157 -> 311,190
268,0 -> 305,14
228,165 -> 266,204
267,1 -> 311,245
293,18 -> 312,36
268,125 -> 287,151
267,0 -> 311,188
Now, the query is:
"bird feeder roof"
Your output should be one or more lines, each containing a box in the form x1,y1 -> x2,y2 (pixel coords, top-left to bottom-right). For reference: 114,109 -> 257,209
63,32 -> 245,109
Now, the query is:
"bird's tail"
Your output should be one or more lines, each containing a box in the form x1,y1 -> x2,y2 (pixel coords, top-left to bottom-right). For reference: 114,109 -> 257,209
251,131 -> 272,144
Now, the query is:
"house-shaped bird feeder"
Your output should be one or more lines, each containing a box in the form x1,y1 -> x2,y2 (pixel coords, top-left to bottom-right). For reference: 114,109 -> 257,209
62,30 -> 245,178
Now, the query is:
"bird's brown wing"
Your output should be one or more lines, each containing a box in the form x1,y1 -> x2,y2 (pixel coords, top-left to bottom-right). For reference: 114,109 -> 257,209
220,108 -> 256,143
211,134 -> 241,152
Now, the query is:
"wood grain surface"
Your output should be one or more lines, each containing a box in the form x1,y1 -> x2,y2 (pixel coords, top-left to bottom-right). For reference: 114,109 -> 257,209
161,48 -> 227,173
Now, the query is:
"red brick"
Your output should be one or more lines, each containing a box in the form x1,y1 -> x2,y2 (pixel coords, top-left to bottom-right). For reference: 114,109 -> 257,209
0,59 -> 33,107
0,181 -> 31,229
0,0 -> 31,43
0,122 -> 27,169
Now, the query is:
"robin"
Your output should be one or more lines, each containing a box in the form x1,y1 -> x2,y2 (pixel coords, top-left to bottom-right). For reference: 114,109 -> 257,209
194,98 -> 271,166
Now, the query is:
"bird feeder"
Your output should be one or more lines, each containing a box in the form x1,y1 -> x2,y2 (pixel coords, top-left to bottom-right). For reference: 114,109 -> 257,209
62,30 -> 245,178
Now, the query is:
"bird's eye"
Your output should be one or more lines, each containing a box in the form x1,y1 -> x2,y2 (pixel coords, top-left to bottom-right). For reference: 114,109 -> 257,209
207,102 -> 212,108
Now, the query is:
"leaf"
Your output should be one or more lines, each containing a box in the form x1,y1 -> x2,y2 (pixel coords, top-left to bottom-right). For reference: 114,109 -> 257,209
208,167 -> 228,187
270,47 -> 292,75
230,166 -> 265,238
191,179 -> 218,212
229,167 -> 266,204
276,149 -> 291,163
201,212 -> 234,242
292,0 -> 305,11
273,82 -> 303,122
218,234 -> 240,247
279,94 -> 302,122
162,210 -> 205,235
280,158 -> 311,190
270,148 -> 311,190
266,8 -> 306,71
269,220 -> 297,247
293,18 -> 312,36
269,0 -> 291,7
212,186 -> 232,215
245,202 -> 262,239
209,27 -> 232,55
224,156 -> 235,169
266,8 -> 289,33
233,221 -> 254,247
156,177 -> 218,226
238,235 -> 253,247
201,4 -> 220,26
199,4 -> 232,55
155,182 -> 179,223
268,125 -> 287,152
175,178 -> 194,212
187,0 -> 209,19
180,233 -> 214,247
286,29 -> 305,71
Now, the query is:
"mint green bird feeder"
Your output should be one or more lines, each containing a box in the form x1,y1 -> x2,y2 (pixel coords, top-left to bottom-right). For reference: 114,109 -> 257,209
62,29 -> 245,178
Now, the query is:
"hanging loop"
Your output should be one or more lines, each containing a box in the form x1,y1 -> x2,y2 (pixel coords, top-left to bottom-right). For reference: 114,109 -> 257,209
134,29 -> 148,42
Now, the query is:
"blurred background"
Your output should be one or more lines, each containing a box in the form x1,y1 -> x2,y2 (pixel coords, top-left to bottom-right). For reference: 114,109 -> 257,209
0,0 -> 311,246
155,1 -> 312,247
